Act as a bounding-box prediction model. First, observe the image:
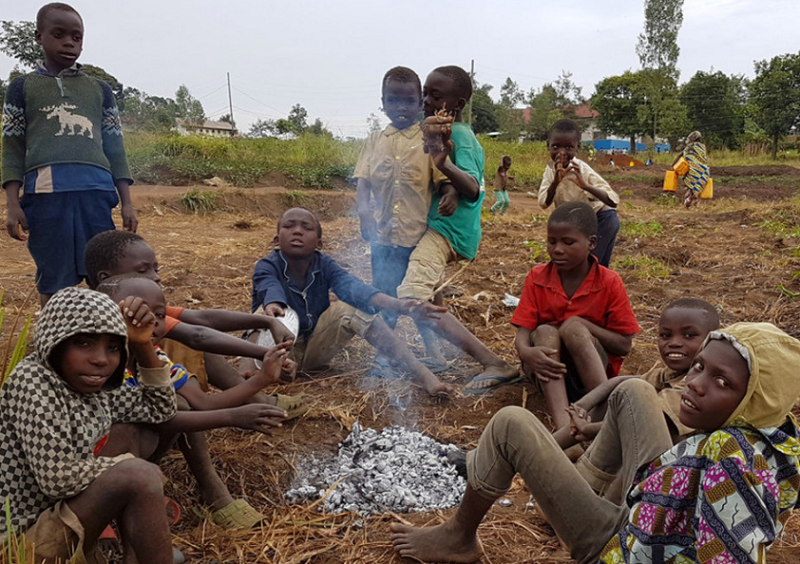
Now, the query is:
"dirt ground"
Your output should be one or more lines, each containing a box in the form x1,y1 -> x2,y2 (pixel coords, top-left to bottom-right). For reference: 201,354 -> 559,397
2,165 -> 800,563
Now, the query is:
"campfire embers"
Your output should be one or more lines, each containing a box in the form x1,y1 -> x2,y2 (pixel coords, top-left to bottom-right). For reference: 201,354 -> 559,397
285,423 -> 466,515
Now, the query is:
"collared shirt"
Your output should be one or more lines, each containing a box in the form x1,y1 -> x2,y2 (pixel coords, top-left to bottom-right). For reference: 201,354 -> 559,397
599,418 -> 800,564
354,123 -> 447,248
538,158 -> 619,213
640,363 -> 694,437
510,257 -> 640,377
251,249 -> 380,338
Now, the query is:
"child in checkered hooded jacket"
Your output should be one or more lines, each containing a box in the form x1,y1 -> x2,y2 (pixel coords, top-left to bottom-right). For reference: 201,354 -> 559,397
0,287 -> 177,564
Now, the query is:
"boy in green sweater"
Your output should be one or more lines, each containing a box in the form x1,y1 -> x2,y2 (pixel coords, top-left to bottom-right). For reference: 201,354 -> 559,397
2,3 -> 137,305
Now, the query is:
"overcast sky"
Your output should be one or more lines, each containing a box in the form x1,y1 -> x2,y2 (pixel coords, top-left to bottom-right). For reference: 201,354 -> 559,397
2,0 -> 799,138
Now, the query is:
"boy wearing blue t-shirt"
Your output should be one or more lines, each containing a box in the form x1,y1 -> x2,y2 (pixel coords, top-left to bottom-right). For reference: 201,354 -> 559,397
396,65 -> 518,392
2,3 -> 137,305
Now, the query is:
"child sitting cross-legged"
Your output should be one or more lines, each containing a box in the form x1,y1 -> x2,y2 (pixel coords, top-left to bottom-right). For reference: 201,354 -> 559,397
97,274 -> 292,530
512,201 -> 640,432
84,229 -> 305,414
555,297 -> 720,454
0,287 -> 177,564
392,322 -> 800,563
251,207 -> 455,397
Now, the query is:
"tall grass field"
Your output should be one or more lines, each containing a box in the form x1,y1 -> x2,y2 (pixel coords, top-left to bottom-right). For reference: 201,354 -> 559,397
1,131 -> 798,190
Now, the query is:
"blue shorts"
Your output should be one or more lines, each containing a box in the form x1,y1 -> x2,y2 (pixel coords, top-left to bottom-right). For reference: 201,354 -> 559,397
20,190 -> 119,294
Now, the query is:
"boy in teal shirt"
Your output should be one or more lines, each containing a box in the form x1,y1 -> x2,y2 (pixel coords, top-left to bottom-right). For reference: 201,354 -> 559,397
397,66 -> 518,392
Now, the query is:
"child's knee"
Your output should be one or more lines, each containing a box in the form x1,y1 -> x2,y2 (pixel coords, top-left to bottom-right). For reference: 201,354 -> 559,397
532,324 -> 560,347
108,458 -> 165,497
558,317 -> 590,344
609,378 -> 657,408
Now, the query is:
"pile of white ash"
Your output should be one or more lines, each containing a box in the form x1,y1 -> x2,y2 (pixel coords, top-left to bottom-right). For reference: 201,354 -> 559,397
284,422 -> 466,515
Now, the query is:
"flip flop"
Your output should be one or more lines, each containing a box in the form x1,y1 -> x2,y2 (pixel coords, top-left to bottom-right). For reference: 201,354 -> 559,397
273,393 -> 309,420
420,358 -> 454,374
209,499 -> 266,530
463,375 -> 523,395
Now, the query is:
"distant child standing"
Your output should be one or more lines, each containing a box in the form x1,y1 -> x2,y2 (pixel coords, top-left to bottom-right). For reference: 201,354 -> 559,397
355,67 -> 449,313
538,119 -> 619,267
490,155 -> 513,214
2,3 -> 137,305
512,202 -> 639,430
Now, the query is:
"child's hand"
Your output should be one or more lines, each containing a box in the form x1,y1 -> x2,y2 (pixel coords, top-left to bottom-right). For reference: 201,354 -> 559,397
438,184 -> 458,217
118,297 -> 156,345
252,342 -> 291,385
523,346 -> 566,382
567,404 -> 597,442
554,153 -> 570,183
429,139 -> 454,171
281,356 -> 298,383
402,300 -> 447,322
263,303 -> 285,317
121,203 -> 138,233
268,321 -> 295,344
6,203 -> 28,241
230,404 -> 288,433
564,162 -> 588,189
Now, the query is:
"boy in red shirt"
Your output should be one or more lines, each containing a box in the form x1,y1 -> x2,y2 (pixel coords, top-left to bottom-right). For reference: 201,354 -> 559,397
511,202 -> 639,430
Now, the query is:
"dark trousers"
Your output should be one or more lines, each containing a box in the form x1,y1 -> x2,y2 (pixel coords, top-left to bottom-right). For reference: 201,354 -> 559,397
370,243 -> 414,327
592,209 -> 620,268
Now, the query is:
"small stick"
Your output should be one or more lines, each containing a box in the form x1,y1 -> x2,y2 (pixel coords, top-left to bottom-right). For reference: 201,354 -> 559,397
433,261 -> 473,295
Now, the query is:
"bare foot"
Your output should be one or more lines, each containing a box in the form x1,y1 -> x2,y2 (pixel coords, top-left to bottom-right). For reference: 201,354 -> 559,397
390,521 -> 483,563
464,363 -> 520,391
421,372 -> 455,398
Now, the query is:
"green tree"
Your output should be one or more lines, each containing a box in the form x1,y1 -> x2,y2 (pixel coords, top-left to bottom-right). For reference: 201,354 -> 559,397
470,83 -> 498,134
635,68 -> 690,148
526,85 -> 563,141
308,117 -> 331,136
0,77 -> 6,104
750,52 -> 800,159
175,84 -> 205,125
592,72 -> 646,152
636,0 -> 684,73
248,118 -> 277,138
0,20 -> 41,70
120,88 -> 177,131
288,104 -> 309,134
496,77 -> 524,141
681,70 -> 747,149
525,71 -> 585,140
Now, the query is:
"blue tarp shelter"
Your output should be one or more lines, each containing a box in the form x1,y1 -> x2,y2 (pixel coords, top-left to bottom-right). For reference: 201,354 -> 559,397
593,139 -> 671,152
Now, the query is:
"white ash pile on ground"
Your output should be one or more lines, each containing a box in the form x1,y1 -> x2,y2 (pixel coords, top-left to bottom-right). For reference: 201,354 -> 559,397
285,422 -> 466,515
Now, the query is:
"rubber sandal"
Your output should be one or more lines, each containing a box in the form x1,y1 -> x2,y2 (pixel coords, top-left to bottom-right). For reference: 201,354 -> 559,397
273,393 -> 309,420
420,358 -> 453,374
165,496 -> 181,526
98,524 -> 119,552
463,375 -> 523,395
210,499 -> 266,529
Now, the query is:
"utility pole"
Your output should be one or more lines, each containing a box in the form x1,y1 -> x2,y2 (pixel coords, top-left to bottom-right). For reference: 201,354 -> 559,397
227,72 -> 235,131
468,59 -> 474,127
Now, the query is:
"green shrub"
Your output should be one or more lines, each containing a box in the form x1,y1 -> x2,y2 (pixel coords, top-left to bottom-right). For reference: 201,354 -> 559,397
620,219 -> 664,239
615,255 -> 670,279
179,189 -> 222,213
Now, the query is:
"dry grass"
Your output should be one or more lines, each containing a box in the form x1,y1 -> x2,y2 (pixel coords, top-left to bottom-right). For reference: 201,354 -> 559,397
2,171 -> 800,563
